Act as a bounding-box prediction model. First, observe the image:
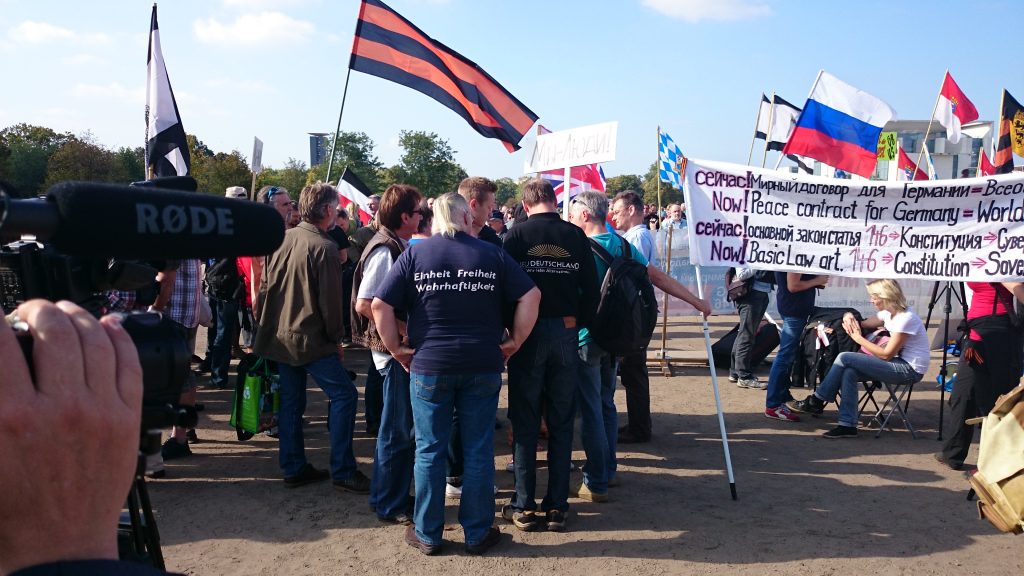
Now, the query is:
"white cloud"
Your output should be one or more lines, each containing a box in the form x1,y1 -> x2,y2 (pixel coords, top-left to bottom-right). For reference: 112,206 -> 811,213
193,12 -> 314,46
8,21 -> 111,45
641,0 -> 772,22
72,82 -> 145,104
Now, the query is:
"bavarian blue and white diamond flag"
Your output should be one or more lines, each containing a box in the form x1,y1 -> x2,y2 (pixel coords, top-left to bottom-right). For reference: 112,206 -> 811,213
145,4 -> 190,178
659,130 -> 683,188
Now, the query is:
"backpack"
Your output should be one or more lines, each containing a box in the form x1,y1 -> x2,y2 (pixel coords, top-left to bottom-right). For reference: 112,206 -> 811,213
205,257 -> 241,300
588,236 -> 659,356
969,384 -> 1024,534
725,268 -> 775,303
790,307 -> 863,389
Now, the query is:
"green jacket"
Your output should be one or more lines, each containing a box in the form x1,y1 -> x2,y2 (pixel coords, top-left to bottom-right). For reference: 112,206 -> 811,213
254,221 -> 344,365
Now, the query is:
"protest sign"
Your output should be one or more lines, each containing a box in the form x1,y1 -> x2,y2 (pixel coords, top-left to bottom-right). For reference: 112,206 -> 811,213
684,159 -> 1024,282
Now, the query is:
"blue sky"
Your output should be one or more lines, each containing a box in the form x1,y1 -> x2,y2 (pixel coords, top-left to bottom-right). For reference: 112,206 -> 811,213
1,0 -> 1021,182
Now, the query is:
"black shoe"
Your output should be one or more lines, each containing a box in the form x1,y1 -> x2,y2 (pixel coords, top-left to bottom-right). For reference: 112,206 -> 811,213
283,464 -> 330,488
822,425 -> 858,439
933,452 -> 964,471
161,438 -> 192,460
545,509 -> 567,532
617,429 -> 651,444
333,470 -> 371,494
378,511 -> 413,525
790,394 -> 825,415
465,526 -> 502,555
196,361 -> 211,374
186,429 -> 199,443
193,403 -> 205,412
405,525 -> 442,556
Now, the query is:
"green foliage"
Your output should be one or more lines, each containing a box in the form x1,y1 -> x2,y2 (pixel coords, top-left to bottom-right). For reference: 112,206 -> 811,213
605,174 -> 643,196
258,158 -> 308,200
0,123 -> 75,196
43,138 -> 132,187
394,130 -> 466,198
311,131 -> 384,193
641,161 -> 682,207
114,147 -> 146,183
193,150 -> 252,197
494,177 -> 519,207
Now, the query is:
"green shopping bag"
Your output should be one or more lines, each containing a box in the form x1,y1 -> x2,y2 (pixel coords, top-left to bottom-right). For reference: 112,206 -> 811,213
230,355 -> 269,440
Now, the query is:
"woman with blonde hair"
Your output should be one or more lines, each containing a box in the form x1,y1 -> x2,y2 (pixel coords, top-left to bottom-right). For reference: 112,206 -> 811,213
790,278 -> 930,438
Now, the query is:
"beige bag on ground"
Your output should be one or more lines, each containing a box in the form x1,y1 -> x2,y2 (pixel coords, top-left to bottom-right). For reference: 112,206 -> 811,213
969,383 -> 1024,534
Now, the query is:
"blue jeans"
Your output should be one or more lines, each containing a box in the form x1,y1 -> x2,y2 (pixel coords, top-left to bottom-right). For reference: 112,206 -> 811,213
576,342 -> 617,493
507,318 -> 579,513
410,372 -> 501,547
369,359 -> 414,519
766,315 -> 807,409
277,354 -> 359,480
208,296 -> 238,389
815,351 -> 923,427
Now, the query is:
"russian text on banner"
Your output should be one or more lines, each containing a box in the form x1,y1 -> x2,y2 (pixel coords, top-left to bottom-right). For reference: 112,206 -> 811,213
683,158 -> 1024,282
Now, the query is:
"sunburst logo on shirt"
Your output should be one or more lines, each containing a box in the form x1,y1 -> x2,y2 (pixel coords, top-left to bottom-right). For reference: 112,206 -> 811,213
527,244 -> 570,258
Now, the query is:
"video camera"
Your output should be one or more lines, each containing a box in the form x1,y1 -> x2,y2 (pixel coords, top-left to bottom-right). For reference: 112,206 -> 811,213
0,176 -> 285,432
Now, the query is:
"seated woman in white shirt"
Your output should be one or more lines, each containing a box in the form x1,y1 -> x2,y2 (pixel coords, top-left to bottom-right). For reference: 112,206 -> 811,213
789,278 -> 930,438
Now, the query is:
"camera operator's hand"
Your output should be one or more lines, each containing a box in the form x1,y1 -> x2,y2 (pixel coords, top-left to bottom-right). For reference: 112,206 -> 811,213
0,300 -> 143,576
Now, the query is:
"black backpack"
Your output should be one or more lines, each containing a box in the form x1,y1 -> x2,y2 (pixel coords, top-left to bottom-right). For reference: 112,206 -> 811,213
588,236 -> 659,356
205,257 -> 241,300
790,307 -> 863,389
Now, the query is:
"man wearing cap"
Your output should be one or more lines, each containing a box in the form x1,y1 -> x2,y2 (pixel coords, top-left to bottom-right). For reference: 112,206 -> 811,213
487,210 -> 507,240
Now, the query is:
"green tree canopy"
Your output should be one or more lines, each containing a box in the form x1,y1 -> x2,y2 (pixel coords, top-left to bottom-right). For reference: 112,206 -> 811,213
43,137 -> 133,187
642,161 -> 682,207
0,123 -> 75,196
392,130 -> 466,198
494,177 -> 519,208
310,131 -> 384,194
605,174 -> 643,196
259,158 -> 308,200
193,150 -> 252,197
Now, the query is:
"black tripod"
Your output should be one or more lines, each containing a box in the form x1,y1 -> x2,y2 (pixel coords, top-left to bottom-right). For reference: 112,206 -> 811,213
118,433 -> 165,570
922,281 -> 968,441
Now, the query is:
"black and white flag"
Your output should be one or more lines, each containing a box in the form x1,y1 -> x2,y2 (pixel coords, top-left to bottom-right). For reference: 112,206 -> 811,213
145,4 -> 190,178
766,95 -> 801,152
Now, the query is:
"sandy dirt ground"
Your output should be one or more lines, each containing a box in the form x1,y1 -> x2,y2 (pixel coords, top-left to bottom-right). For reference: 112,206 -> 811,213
148,316 -> 1022,575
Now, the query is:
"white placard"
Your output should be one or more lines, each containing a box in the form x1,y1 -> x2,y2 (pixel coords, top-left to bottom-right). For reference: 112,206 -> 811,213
251,137 -> 263,173
522,121 -> 617,173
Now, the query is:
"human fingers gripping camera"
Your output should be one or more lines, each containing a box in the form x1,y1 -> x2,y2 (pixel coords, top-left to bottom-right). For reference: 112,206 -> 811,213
0,300 -> 143,575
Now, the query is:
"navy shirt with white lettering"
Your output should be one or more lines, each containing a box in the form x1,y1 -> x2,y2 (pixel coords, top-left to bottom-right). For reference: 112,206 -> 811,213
376,231 -> 536,375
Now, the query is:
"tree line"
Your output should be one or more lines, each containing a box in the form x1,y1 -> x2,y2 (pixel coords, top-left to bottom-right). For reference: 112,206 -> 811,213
0,122 -> 681,207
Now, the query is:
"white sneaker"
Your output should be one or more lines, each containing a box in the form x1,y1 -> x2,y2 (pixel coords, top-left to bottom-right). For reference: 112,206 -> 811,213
446,483 -> 462,499
504,459 -> 515,473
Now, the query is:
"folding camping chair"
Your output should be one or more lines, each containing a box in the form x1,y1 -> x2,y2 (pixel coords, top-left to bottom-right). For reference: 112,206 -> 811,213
859,377 -> 919,438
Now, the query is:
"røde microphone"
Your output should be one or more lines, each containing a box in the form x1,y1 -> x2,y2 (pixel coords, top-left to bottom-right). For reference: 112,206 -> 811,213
0,181 -> 285,258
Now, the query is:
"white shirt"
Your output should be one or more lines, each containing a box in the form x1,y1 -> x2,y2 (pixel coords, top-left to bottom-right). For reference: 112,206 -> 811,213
357,244 -> 398,370
878,309 -> 930,375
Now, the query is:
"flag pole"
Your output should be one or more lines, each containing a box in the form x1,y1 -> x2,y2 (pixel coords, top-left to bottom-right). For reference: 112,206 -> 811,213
747,95 -> 764,165
994,88 -> 1007,172
325,66 -> 354,185
656,126 -> 669,365
680,156 -> 737,500
761,92 -> 776,168
914,70 -> 946,180
775,69 -> 822,171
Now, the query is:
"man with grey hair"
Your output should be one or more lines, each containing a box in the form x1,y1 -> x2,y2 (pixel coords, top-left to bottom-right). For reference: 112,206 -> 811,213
568,191 -> 711,501
255,182 -> 370,493
372,192 -> 540,555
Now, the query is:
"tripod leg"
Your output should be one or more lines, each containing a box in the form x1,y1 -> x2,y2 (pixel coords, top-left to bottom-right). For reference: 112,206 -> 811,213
135,476 -> 165,570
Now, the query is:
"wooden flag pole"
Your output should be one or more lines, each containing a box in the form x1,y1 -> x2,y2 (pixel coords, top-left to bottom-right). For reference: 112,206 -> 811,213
914,70 -> 946,180
761,92 -> 776,168
656,126 -> 670,371
747,95 -> 764,165
995,89 -> 1007,172
775,70 -> 823,171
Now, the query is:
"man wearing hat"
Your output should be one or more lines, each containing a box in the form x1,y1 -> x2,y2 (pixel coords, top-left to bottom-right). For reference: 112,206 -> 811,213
487,210 -> 507,240
225,185 -> 248,199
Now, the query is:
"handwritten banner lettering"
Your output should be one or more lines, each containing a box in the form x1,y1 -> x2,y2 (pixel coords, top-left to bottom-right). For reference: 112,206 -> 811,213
684,159 -> 1024,282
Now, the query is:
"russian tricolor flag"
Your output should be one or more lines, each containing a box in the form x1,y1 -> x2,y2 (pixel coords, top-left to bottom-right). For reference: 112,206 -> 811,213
783,71 -> 896,178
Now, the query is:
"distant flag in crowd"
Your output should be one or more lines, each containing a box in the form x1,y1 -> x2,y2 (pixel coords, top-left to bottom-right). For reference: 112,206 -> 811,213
923,146 -> 937,180
349,0 -> 538,152
766,95 -> 801,152
783,71 -> 896,178
658,130 -> 684,188
786,154 -> 813,174
337,167 -> 374,225
979,148 -> 996,176
897,148 -> 929,181
994,89 -> 1024,174
753,94 -> 771,140
536,125 -> 606,202
933,72 -> 979,145
144,4 -> 190,178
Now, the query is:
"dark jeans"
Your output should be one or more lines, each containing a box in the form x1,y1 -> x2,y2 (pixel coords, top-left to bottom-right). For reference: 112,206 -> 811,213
507,318 -> 579,513
207,296 -> 239,389
619,348 -> 651,438
364,361 -> 384,435
731,290 -> 770,379
369,359 -> 414,519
